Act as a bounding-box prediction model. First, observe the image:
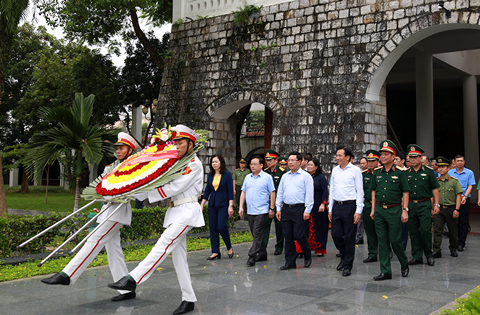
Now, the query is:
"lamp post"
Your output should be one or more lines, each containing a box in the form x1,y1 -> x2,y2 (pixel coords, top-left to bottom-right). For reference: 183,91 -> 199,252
141,99 -> 157,147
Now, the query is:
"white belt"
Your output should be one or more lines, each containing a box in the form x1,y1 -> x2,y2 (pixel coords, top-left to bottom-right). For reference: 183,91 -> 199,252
170,196 -> 198,207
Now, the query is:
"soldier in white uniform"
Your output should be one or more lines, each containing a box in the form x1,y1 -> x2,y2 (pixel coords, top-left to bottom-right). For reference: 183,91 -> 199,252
108,125 -> 204,315
41,132 -> 140,302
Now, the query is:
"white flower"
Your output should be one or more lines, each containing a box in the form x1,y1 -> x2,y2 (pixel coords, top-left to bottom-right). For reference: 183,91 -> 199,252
160,134 -> 169,142
160,128 -> 168,135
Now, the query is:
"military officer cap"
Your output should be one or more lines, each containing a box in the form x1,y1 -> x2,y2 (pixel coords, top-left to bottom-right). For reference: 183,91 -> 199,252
278,156 -> 288,164
115,132 -> 140,151
365,149 -> 380,161
435,156 -> 451,166
379,139 -> 399,156
239,158 -> 247,163
265,149 -> 279,160
172,124 -> 200,143
406,144 -> 424,157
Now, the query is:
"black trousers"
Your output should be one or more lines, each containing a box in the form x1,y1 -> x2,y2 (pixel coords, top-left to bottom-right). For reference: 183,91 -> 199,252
458,197 -> 471,247
247,213 -> 269,258
331,202 -> 357,269
282,204 -> 311,266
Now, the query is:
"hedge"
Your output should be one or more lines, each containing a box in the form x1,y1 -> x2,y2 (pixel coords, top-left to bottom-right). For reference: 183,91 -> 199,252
0,204 -> 237,258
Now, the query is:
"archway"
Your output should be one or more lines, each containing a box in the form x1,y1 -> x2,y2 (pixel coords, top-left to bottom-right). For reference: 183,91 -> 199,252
205,91 -> 283,171
365,23 -> 480,190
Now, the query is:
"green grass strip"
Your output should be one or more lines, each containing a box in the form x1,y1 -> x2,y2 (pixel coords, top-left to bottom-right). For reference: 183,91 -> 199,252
0,232 -> 253,282
439,286 -> 480,314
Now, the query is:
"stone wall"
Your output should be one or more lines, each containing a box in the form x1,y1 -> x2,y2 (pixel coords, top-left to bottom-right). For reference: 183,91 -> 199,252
154,0 -> 480,175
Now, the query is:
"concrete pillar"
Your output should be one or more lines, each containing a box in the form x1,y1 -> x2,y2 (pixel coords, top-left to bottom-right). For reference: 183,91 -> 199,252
463,75 -> 479,200
131,106 -> 142,143
416,53 -> 434,156
9,168 -> 19,187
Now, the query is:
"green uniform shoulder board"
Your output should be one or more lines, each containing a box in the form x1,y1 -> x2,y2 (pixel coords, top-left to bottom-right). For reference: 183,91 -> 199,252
425,165 -> 434,170
450,176 -> 459,181
374,166 -> 383,170
235,168 -> 240,171
362,169 -> 368,173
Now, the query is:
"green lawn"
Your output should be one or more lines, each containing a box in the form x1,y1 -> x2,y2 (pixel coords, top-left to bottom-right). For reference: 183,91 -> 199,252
5,185 -> 133,213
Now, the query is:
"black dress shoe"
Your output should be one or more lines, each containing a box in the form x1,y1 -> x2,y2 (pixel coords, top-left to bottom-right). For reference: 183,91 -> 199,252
373,273 -> 392,281
342,269 -> 351,277
450,250 -> 458,257
296,253 -> 304,258
336,252 -> 342,258
355,239 -> 364,245
274,249 -> 282,255
401,266 -> 409,277
279,264 -> 296,270
255,254 -> 267,262
427,257 -> 434,266
408,258 -> 423,265
458,245 -> 464,252
363,257 -> 377,263
173,301 -> 195,315
304,259 -> 312,268
207,253 -> 221,260
389,251 -> 393,260
246,257 -> 255,267
108,276 -> 137,291
41,272 -> 70,285
336,260 -> 344,271
432,251 -> 442,258
111,292 -> 136,301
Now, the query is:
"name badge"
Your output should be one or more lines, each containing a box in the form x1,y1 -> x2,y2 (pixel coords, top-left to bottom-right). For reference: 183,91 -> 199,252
421,174 -> 427,176
392,176 -> 398,179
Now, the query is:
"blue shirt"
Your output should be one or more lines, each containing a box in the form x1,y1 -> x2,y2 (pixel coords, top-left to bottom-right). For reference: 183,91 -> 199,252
276,168 -> 314,213
241,171 -> 275,215
448,167 -> 476,197
328,163 -> 364,214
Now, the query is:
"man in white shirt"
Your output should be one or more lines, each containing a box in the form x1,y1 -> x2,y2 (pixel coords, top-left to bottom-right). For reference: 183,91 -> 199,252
328,146 -> 364,277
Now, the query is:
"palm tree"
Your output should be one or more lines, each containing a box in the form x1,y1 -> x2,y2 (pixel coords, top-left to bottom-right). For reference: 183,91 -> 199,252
28,92 -> 118,210
0,0 -> 31,217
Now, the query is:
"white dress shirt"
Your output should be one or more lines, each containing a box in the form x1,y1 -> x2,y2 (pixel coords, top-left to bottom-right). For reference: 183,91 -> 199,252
328,162 -> 364,214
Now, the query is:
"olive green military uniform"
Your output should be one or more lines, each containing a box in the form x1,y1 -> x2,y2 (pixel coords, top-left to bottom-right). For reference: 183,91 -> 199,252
233,167 -> 251,207
363,168 -> 377,259
372,165 -> 410,275
262,164 -> 285,252
433,175 -> 462,253
406,165 -> 439,261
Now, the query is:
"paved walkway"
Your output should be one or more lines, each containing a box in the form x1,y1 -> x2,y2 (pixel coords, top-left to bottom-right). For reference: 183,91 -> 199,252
1,231 -> 478,315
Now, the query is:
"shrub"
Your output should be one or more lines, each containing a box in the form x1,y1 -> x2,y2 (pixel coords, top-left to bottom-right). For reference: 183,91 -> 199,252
1,204 -> 237,258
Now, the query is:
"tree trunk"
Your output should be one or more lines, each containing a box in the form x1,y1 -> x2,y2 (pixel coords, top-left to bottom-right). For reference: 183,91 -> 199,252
45,164 -> 50,203
19,168 -> 30,193
130,9 -> 164,70
0,154 -> 7,217
235,105 -> 251,166
74,176 -> 81,211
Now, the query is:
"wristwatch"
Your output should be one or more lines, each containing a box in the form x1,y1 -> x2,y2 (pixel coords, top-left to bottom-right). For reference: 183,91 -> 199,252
269,207 -> 275,211
402,207 -> 409,212
434,203 -> 440,208
454,209 -> 459,212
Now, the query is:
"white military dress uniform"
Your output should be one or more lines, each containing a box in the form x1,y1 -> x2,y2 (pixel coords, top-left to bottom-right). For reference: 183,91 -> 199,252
62,132 -> 139,295
131,153 -> 205,302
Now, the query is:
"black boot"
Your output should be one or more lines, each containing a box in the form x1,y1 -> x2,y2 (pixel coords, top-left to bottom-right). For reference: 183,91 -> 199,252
173,301 -> 195,315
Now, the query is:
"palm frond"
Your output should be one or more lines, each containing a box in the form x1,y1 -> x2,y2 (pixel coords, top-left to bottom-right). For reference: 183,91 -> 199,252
72,93 -> 94,130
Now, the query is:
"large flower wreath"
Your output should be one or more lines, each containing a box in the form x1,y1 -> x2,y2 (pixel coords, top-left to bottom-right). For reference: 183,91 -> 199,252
82,126 -> 206,202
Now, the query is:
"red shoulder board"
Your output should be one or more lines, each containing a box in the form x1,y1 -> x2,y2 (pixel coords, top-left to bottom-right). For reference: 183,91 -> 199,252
182,167 -> 192,175
190,158 -> 195,162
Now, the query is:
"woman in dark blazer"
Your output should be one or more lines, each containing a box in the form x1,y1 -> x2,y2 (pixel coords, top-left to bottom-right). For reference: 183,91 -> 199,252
201,155 -> 235,260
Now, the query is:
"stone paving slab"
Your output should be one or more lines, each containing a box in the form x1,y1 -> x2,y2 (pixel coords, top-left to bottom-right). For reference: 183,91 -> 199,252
0,233 -> 478,315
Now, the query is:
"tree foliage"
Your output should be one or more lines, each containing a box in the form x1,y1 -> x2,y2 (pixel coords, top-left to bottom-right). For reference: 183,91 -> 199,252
28,93 -> 118,210
38,0 -> 173,69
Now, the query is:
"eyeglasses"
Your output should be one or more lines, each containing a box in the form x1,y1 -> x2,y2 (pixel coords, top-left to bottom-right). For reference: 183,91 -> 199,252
239,162 -> 246,163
